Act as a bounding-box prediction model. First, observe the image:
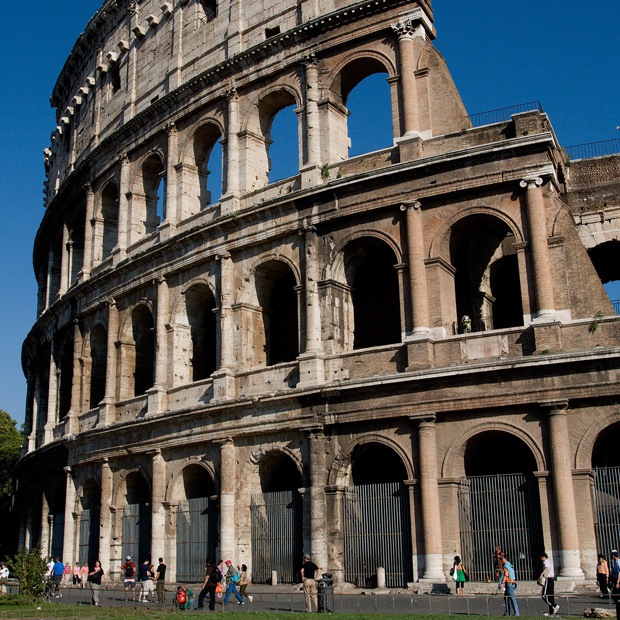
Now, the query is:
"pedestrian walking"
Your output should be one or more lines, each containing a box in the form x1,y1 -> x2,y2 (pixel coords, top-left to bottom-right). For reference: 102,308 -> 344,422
301,553 -> 320,612
138,558 -> 151,602
238,564 -> 253,603
610,550 -> 620,620
63,562 -> 71,587
498,555 -> 519,616
73,562 -> 81,587
197,559 -> 221,610
121,555 -> 137,601
155,557 -> 166,604
80,563 -> 88,588
223,559 -> 244,606
539,552 -> 559,616
598,553 -> 610,598
88,560 -> 104,606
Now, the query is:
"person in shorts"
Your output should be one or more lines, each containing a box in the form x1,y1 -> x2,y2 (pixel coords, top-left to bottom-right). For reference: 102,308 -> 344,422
121,556 -> 137,601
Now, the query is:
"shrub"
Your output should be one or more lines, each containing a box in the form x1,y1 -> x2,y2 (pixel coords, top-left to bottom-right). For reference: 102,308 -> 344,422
5,545 -> 48,597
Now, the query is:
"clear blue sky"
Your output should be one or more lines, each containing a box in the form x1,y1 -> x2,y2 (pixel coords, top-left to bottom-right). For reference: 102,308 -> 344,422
0,1 -> 618,424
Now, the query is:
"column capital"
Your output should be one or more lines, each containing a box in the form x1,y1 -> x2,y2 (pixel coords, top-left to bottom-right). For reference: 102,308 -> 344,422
520,176 -> 543,189
107,297 -> 117,308
215,251 -> 231,261
302,53 -> 319,69
83,182 -> 94,195
164,121 -> 176,135
400,200 -> 421,212
409,411 -> 436,425
392,17 -> 425,40
119,152 -> 129,166
225,87 -> 238,103
540,399 -> 569,413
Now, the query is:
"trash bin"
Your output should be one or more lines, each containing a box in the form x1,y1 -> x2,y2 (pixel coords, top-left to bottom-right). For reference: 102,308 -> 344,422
317,572 -> 334,613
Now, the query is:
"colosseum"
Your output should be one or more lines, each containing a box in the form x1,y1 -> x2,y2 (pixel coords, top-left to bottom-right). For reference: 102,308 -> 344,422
17,0 -> 620,589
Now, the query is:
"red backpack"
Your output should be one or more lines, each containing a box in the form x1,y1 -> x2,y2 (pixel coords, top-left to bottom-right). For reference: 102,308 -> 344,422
177,588 -> 188,605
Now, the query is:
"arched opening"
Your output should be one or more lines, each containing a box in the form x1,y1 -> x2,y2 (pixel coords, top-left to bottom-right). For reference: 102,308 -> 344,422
45,475 -> 66,561
194,124 -> 223,208
255,261 -> 299,366
268,104 -> 298,183
89,324 -> 107,410
176,465 -> 218,582
69,211 -> 85,286
141,154 -> 165,235
132,306 -> 155,397
344,442 -> 412,587
101,182 -> 119,259
122,472 -> 151,564
185,285 -> 217,381
79,479 -> 101,568
55,327 -> 74,421
345,70 -> 392,157
344,237 -> 400,350
460,431 -> 542,581
251,452 -> 303,584
592,423 -> 620,555
589,240 -> 620,314
450,214 -> 523,333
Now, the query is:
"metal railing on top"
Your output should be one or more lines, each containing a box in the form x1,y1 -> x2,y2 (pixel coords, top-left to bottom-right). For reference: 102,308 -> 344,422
613,300 -> 620,315
565,139 -> 620,161
467,101 -> 543,128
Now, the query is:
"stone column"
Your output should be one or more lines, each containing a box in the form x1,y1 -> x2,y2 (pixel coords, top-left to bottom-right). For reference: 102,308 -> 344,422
66,318 -> 83,435
221,89 -> 240,214
101,299 -> 119,425
304,56 -> 320,167
520,177 -> 556,320
148,276 -> 169,414
401,201 -> 429,336
392,18 -> 420,136
46,250 -> 55,308
99,459 -> 113,573
28,371 -> 41,451
544,401 -> 584,578
417,415 -> 444,580
62,466 -> 77,563
160,123 -> 178,240
308,430 -> 328,571
45,343 -> 58,444
82,184 -> 94,279
212,253 -> 235,400
115,154 -> 130,260
41,496 -> 52,558
298,225 -> 325,386
219,439 -> 236,561
60,222 -> 70,295
151,450 -> 166,563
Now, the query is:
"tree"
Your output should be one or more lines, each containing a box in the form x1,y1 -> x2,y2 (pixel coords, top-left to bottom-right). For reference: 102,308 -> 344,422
5,545 -> 48,598
0,410 -> 21,509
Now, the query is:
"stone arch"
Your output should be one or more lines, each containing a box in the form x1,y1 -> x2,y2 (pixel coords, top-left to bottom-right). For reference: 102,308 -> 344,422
166,457 -> 219,503
441,421 -> 545,479
250,445 -> 304,491
429,208 -> 525,333
112,465 -> 152,507
241,84 -> 302,189
99,179 -> 120,260
329,232 -> 402,350
130,150 -> 166,239
328,433 -> 414,487
79,476 -> 102,510
575,408 -> 620,469
86,322 -> 107,410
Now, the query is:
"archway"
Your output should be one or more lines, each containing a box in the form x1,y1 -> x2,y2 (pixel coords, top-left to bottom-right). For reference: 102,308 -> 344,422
251,451 -> 303,584
78,479 -> 101,568
193,124 -> 223,208
343,237 -> 401,349
592,423 -> 620,555
121,472 -> 151,564
185,284 -> 217,381
132,305 -> 155,396
88,324 -> 107,409
450,215 -> 523,333
344,442 -> 412,587
44,475 -> 66,561
255,261 -> 299,365
101,182 -> 119,259
176,464 -> 218,582
459,431 -> 542,581
589,241 -> 620,314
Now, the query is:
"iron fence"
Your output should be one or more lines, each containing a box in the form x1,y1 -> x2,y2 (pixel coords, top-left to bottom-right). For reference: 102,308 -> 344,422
565,139 -> 620,160
176,497 -> 217,582
593,466 -> 620,555
467,102 -> 543,128
121,502 -> 151,564
78,506 -> 100,568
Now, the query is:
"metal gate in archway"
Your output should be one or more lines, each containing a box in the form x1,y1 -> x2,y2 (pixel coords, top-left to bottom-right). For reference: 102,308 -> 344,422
459,473 -> 543,581
250,490 -> 302,584
122,503 -> 151,564
78,506 -> 100,567
176,497 -> 218,582
343,481 -> 413,588
593,466 -> 620,554
50,514 -> 65,560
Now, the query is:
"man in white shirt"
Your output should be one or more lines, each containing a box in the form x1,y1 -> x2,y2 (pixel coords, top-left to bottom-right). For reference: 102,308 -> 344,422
539,552 -> 559,616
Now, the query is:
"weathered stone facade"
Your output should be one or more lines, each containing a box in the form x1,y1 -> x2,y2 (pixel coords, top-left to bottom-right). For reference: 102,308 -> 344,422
18,0 -> 620,588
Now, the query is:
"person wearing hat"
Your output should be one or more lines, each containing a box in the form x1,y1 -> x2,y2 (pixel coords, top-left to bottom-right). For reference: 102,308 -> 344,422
121,556 -> 137,601
223,560 -> 244,606
301,554 -> 319,612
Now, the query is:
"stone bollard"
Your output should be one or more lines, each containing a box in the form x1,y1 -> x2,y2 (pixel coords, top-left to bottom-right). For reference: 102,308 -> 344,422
271,570 -> 278,585
377,567 -> 386,589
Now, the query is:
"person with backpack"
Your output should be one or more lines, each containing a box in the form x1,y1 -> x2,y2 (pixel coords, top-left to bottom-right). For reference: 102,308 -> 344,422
610,550 -> 620,620
121,556 -> 137,602
223,559 -> 244,606
197,560 -> 221,611
498,555 -> 519,616
176,585 -> 195,610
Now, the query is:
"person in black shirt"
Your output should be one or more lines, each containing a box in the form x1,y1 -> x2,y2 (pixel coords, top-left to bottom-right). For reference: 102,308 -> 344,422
155,558 -> 167,604
88,561 -> 104,607
301,554 -> 319,612
197,560 -> 221,611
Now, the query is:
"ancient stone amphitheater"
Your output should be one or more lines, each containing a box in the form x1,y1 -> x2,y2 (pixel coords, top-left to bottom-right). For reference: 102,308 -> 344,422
17,0 -> 620,588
